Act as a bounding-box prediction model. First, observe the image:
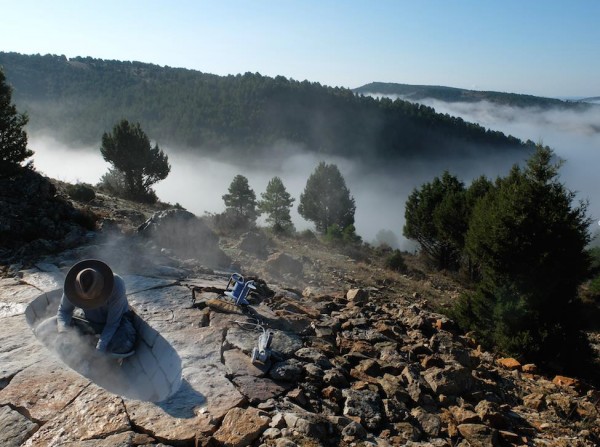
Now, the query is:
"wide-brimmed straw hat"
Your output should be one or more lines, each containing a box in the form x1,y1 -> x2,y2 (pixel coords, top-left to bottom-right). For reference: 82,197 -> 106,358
64,259 -> 114,309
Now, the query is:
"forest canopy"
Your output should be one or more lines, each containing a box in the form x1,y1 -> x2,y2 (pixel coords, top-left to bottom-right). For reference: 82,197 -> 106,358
0,52 -> 534,163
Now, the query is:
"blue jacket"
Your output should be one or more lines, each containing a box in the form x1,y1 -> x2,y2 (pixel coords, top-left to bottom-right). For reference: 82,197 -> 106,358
57,275 -> 128,352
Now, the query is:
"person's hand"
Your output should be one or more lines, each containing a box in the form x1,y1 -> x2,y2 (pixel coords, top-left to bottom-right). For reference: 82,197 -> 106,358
95,340 -> 107,353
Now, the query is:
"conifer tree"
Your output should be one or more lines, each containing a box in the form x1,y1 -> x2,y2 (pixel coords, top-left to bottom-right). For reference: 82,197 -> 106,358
222,174 -> 258,222
0,69 -> 32,174
258,176 -> 295,232
100,119 -> 170,202
403,172 -> 467,269
454,145 -> 591,366
298,162 -> 355,233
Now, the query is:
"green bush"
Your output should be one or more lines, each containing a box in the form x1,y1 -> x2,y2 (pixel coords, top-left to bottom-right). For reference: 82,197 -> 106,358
210,209 -> 255,234
589,276 -> 600,296
297,229 -> 317,241
324,224 -> 362,245
66,182 -> 96,202
72,207 -> 98,230
385,250 -> 407,272
99,168 -> 157,203
324,224 -> 343,243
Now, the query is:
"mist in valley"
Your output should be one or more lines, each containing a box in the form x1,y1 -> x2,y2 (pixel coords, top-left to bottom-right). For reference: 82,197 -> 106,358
396,97 -> 600,235
28,98 -> 600,250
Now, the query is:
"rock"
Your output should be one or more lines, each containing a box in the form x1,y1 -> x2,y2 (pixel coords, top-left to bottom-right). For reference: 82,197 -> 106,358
546,393 -> 576,418
475,400 -> 506,428
457,423 -> 500,447
0,170 -> 93,262
223,349 -> 269,378
232,375 -> 290,404
237,231 -> 271,259
24,385 -> 130,445
323,368 -> 350,388
383,398 -> 409,423
422,363 -> 473,396
266,252 -> 303,276
411,407 -> 442,437
0,359 -> 88,422
282,412 -> 328,438
295,347 -> 333,369
138,209 -> 230,268
341,420 -> 368,439
212,407 -> 270,447
342,388 -> 384,431
269,359 -> 304,382
392,421 -> 421,443
449,405 -> 480,424
346,288 -> 369,304
496,357 -> 521,371
0,405 -> 39,447
225,326 -> 260,354
523,392 -> 546,411
2,225 -> 600,447
552,375 -> 581,391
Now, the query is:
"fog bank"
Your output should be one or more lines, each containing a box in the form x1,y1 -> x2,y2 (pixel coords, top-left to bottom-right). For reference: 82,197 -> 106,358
29,96 -> 600,249
29,134 -> 525,250
408,98 -> 600,223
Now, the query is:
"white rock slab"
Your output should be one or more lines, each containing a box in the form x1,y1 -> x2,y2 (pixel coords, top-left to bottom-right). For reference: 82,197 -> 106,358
19,270 -> 64,292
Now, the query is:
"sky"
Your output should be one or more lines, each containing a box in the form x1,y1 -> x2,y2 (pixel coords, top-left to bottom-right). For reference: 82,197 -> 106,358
2,1 -> 599,98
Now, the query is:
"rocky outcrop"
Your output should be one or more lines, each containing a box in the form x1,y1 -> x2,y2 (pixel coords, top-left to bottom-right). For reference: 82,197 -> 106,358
0,245 -> 599,446
237,231 -> 271,259
138,209 -> 231,268
0,170 -> 93,263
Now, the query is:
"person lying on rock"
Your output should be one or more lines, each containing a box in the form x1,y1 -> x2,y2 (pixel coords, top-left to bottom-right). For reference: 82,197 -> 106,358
55,259 -> 136,355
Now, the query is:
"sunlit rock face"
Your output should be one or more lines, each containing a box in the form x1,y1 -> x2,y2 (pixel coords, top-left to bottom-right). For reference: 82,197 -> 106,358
27,289 -> 182,402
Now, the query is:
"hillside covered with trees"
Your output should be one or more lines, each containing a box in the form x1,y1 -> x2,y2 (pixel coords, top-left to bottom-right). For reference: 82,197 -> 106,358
354,81 -> 597,109
0,52 -> 534,163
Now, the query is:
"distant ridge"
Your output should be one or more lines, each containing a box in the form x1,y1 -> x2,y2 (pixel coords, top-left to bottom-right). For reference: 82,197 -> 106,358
354,81 -> 595,110
579,96 -> 600,104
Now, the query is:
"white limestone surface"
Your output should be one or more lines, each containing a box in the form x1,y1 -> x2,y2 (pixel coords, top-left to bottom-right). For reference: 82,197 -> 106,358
0,266 -> 255,444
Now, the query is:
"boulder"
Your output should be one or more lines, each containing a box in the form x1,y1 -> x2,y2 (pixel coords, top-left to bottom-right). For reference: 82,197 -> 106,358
266,252 -> 303,276
237,231 -> 270,259
138,209 -> 230,267
212,407 -> 270,447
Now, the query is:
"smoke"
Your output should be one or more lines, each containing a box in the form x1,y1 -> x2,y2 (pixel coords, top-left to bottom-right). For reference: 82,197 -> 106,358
28,97 -> 600,250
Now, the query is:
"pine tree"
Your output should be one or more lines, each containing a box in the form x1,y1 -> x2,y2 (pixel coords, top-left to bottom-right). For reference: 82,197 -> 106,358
258,176 -> 295,232
222,174 -> 258,222
298,162 -> 355,233
403,172 -> 467,269
100,119 -> 170,202
454,145 -> 591,367
0,68 -> 32,174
